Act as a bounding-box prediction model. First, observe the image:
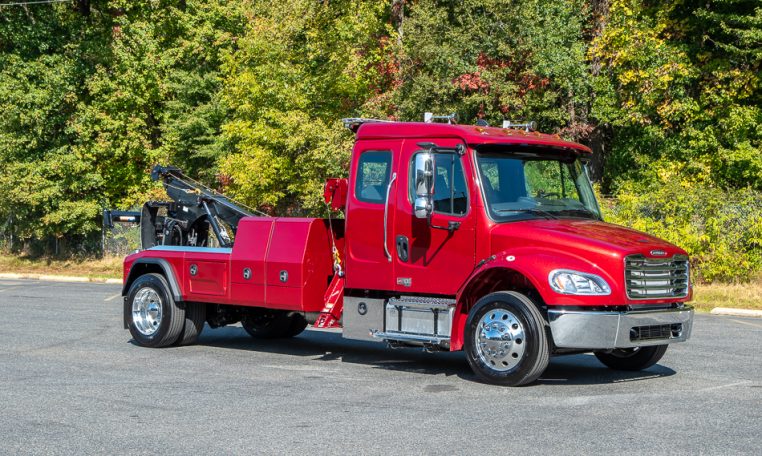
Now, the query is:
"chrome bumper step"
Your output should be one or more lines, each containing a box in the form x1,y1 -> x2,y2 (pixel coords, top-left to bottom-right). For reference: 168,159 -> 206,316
548,305 -> 694,349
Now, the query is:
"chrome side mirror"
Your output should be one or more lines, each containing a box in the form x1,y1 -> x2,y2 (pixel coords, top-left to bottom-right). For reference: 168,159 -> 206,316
414,152 -> 435,219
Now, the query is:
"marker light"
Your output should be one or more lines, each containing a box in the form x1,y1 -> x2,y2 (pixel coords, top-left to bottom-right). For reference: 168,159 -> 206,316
548,269 -> 611,296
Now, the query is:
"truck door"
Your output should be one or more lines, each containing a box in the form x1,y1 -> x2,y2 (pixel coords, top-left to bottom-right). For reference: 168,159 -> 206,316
344,140 -> 401,291
392,139 -> 476,295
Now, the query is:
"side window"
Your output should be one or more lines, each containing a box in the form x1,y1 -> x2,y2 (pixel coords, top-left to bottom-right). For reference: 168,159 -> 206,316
355,150 -> 392,204
409,152 -> 468,216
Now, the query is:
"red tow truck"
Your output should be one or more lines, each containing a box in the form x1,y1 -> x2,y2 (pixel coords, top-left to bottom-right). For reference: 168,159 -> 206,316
117,117 -> 694,386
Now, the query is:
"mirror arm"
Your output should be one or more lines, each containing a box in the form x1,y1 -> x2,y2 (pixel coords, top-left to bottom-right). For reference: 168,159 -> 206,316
428,219 -> 461,233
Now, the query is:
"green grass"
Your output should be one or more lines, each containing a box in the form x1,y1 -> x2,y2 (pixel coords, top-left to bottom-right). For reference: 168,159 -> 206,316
691,281 -> 762,313
0,254 -> 122,279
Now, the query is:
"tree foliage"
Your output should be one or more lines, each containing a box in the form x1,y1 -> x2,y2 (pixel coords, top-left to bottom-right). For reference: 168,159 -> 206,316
590,0 -> 762,192
0,0 -> 759,280
218,0 -> 391,214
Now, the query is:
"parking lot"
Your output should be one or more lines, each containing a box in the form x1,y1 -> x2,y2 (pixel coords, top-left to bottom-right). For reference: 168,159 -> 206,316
0,278 -> 760,455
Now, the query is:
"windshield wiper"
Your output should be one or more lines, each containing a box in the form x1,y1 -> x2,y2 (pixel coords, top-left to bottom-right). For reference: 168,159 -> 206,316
555,208 -> 600,219
494,208 -> 559,219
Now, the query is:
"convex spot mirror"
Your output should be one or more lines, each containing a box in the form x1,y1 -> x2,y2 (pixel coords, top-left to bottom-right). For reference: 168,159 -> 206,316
414,152 -> 435,219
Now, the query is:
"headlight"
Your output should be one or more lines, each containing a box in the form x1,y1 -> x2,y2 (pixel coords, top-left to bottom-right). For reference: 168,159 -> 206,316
548,269 -> 611,296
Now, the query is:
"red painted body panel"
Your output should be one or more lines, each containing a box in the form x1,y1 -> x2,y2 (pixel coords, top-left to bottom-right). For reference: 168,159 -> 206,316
124,121 -> 692,355
391,137 -> 476,294
186,260 -> 227,296
478,218 -> 691,306
356,122 -> 592,154
344,139 -> 401,291
230,218 -> 273,306
125,217 -> 337,312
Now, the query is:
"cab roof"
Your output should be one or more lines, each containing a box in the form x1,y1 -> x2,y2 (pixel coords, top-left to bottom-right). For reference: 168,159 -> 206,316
355,122 -> 592,154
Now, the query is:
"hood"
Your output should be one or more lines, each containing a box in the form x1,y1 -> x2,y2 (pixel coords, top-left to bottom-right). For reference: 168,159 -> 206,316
489,219 -> 685,259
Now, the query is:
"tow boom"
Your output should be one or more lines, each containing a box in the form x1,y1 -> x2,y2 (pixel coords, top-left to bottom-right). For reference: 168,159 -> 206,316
106,165 -> 256,250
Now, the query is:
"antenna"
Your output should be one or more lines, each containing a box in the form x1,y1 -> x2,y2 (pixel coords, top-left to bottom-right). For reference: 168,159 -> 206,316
424,112 -> 458,124
502,120 -> 537,132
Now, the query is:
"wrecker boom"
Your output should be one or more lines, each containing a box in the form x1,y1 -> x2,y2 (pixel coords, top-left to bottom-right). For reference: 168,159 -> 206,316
105,165 -> 256,249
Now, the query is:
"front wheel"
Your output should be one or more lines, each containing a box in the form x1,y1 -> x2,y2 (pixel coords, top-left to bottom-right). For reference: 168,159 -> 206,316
464,291 -> 550,386
594,345 -> 668,371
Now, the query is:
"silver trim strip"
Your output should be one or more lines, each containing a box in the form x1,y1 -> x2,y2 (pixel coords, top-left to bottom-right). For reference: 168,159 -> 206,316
371,331 -> 449,346
548,305 -> 694,349
383,172 -> 397,262
148,246 -> 233,254
388,296 -> 456,310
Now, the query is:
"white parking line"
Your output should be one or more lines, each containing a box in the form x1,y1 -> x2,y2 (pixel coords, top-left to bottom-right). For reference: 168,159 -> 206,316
104,293 -> 122,302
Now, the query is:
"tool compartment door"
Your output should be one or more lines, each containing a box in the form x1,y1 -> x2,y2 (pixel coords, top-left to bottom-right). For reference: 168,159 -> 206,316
230,217 -> 273,307
182,249 -> 232,299
264,218 -> 334,312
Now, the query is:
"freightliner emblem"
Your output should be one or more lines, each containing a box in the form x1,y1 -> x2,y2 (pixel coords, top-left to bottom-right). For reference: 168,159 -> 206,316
650,250 -> 667,256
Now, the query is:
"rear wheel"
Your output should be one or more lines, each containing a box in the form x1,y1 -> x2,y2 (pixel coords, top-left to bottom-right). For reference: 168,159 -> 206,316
174,302 -> 206,346
464,291 -> 550,386
126,273 -> 185,347
242,310 -> 306,339
285,313 -> 308,338
594,345 -> 668,371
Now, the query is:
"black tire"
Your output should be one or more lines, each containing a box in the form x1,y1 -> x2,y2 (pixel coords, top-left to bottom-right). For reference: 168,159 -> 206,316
285,313 -> 308,338
126,273 -> 185,347
174,302 -> 206,346
464,291 -> 550,386
594,345 -> 668,371
241,309 -> 297,339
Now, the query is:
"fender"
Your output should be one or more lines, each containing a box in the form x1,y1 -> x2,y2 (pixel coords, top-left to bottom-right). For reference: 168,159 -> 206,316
122,258 -> 184,330
122,258 -> 183,301
450,246 -> 621,350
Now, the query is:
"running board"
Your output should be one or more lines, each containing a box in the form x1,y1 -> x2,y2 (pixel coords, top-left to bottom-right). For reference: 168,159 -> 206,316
371,331 -> 450,349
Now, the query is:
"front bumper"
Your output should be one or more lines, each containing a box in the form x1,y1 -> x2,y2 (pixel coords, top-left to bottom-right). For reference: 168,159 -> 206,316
547,305 -> 694,349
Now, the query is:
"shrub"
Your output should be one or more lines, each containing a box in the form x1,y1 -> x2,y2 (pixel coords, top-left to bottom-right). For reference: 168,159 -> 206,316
601,183 -> 762,284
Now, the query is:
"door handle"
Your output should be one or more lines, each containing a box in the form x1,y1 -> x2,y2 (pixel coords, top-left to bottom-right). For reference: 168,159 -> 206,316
396,235 -> 409,262
383,172 -> 397,262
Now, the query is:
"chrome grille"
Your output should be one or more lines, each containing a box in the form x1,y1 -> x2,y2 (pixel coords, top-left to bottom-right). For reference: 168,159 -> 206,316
629,324 -> 683,342
625,254 -> 689,299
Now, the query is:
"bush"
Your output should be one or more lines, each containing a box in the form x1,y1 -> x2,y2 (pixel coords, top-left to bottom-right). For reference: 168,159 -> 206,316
601,183 -> 762,284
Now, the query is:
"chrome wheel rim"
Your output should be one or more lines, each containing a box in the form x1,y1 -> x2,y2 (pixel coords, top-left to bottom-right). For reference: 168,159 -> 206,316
475,308 -> 526,372
132,288 -> 162,336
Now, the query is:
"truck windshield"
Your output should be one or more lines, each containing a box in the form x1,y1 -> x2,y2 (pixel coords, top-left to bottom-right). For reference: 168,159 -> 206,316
475,150 -> 602,222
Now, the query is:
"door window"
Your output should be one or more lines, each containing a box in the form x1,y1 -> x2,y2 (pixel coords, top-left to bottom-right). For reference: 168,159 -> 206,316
355,150 -> 392,204
409,152 -> 468,216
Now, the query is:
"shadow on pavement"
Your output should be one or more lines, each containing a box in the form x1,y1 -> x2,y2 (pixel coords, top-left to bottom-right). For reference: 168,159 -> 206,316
136,325 -> 676,386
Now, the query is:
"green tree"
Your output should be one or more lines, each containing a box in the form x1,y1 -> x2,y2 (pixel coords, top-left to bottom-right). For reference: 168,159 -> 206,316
590,0 -> 762,192
218,0 -> 392,214
373,0 -> 592,134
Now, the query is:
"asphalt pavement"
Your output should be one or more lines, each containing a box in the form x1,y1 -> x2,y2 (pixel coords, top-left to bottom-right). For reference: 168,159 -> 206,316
0,278 -> 760,455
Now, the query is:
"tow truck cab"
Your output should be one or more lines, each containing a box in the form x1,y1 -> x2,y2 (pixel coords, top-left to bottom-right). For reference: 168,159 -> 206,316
122,120 -> 693,386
